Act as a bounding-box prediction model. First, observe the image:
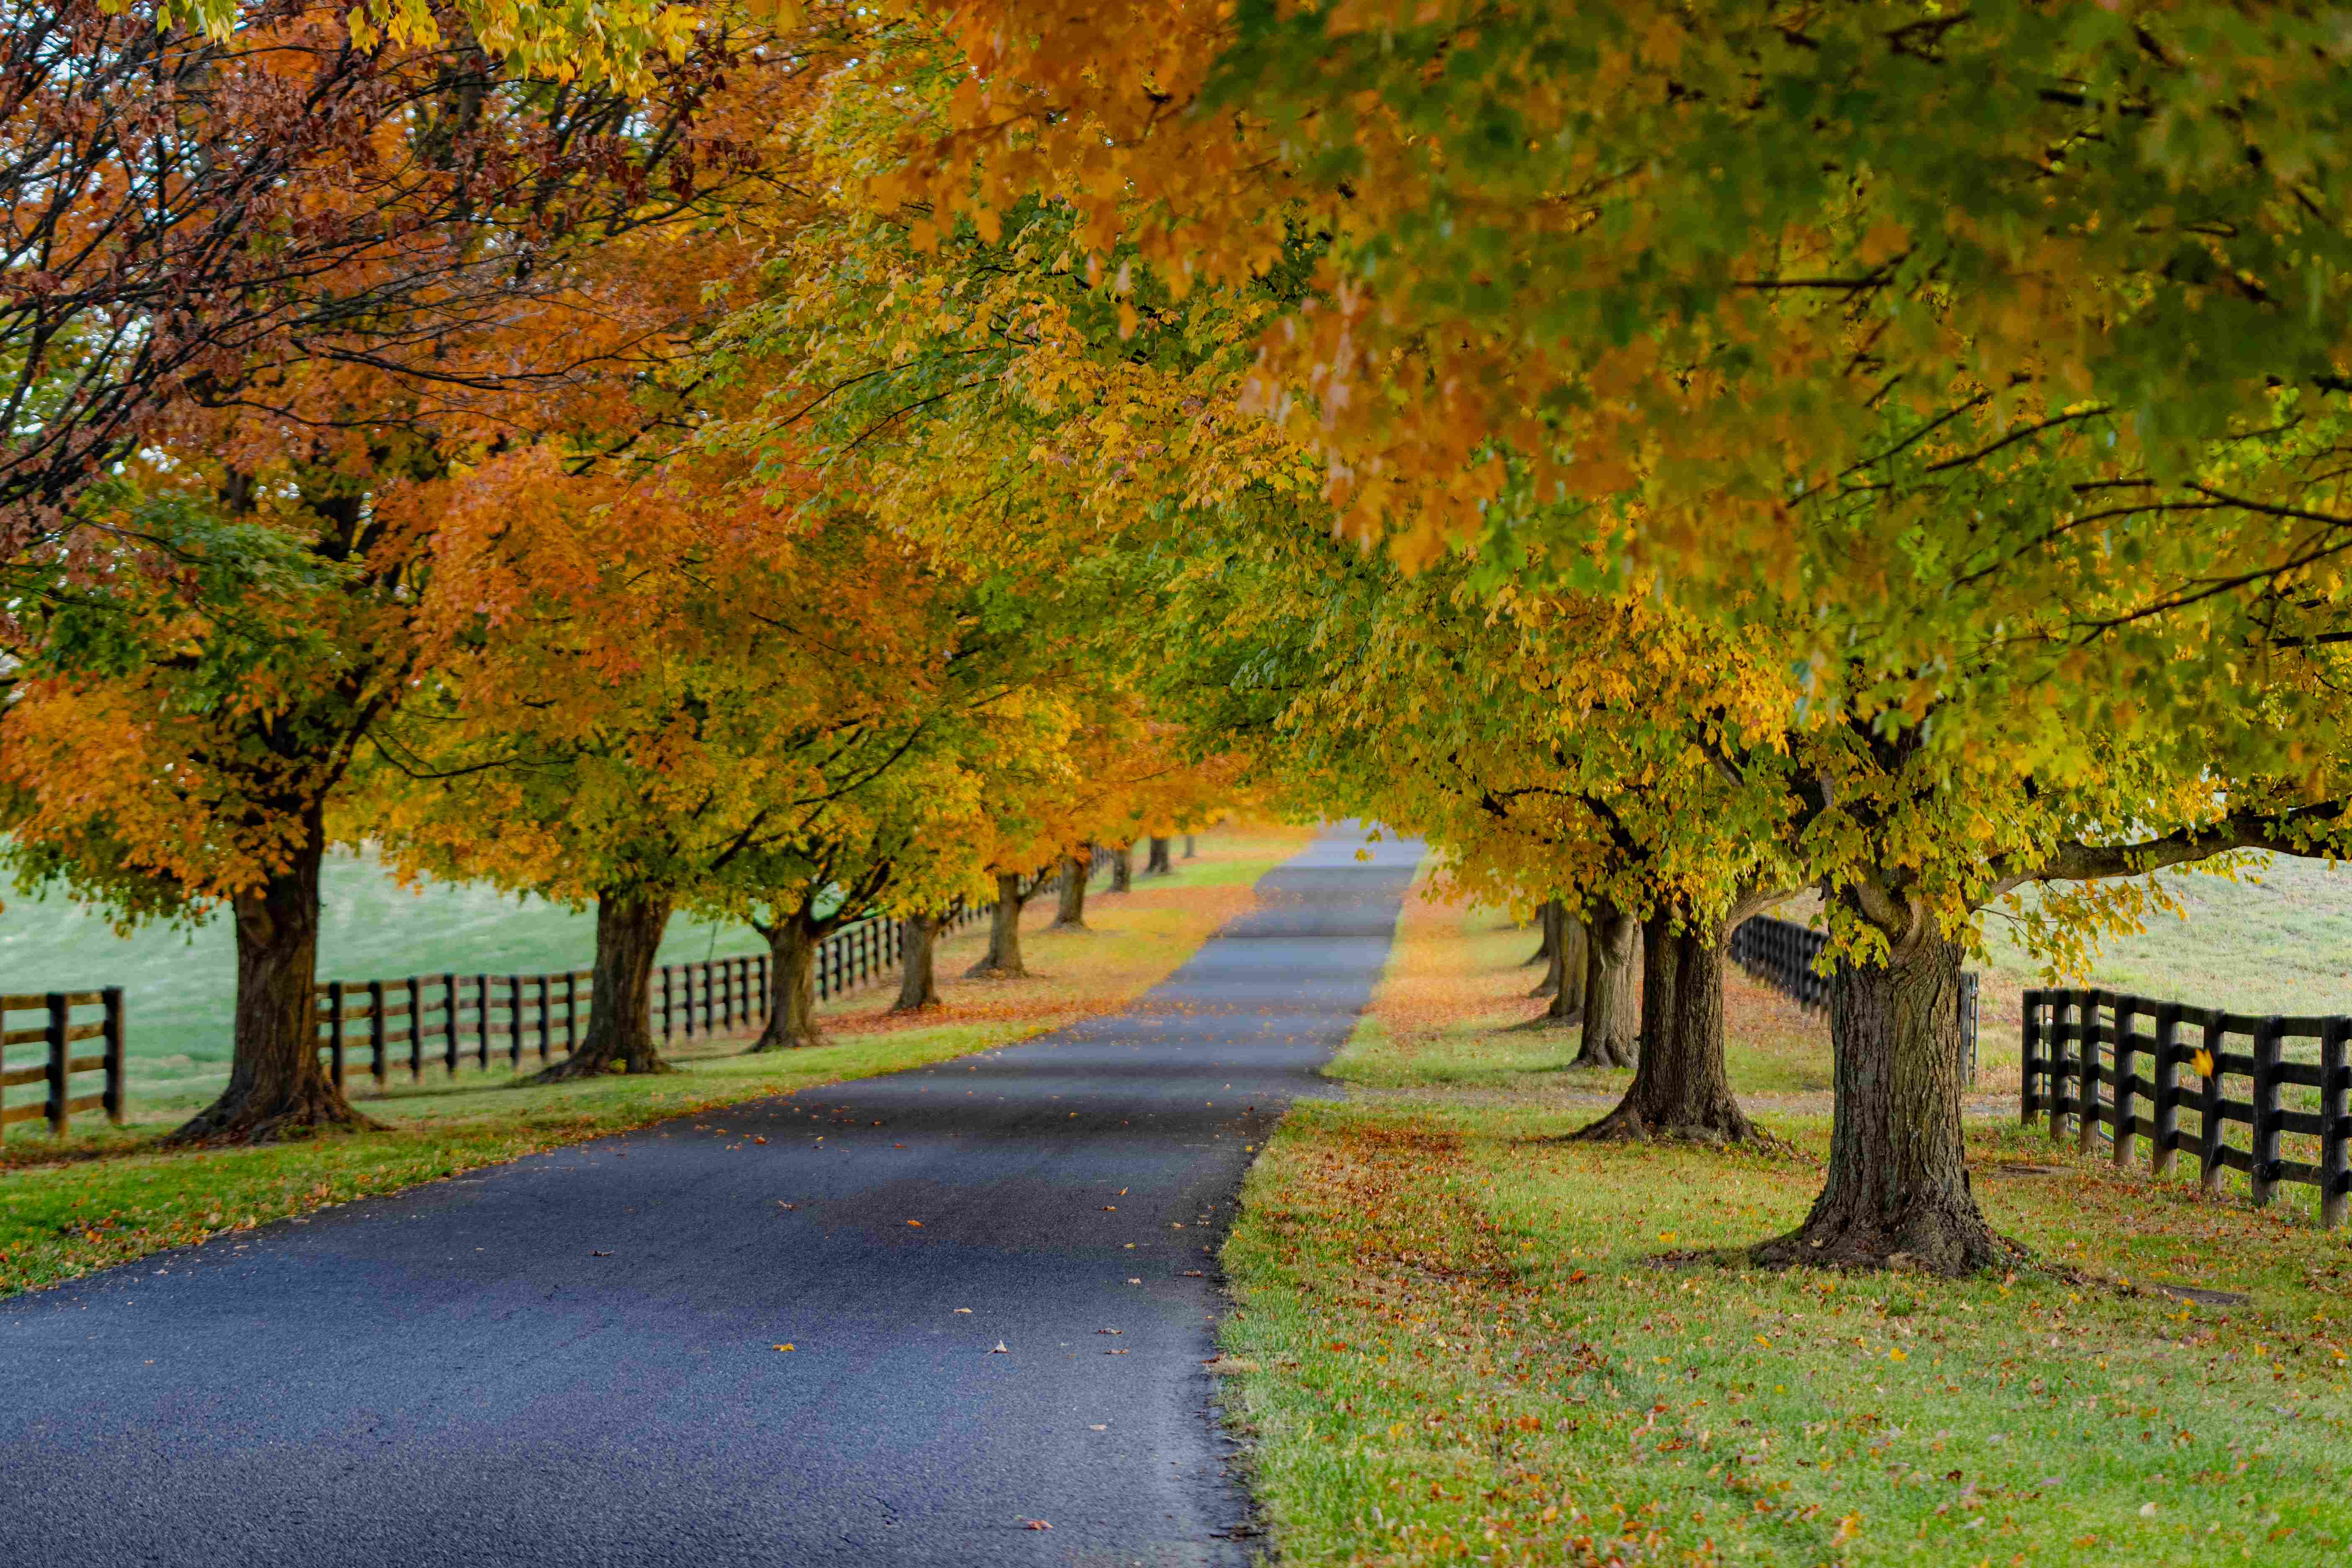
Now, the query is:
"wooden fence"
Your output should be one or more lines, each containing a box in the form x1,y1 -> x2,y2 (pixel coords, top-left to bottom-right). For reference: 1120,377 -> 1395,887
0,990 -> 124,1135
2022,988 -> 2352,1228
1727,913 -> 1982,1081
301,853 -> 1141,1087
2,846 -> 1132,1131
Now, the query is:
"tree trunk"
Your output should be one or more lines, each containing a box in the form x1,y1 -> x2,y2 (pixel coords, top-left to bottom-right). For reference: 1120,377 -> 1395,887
965,872 -> 1030,977
1571,902 -> 1639,1067
1145,836 -> 1172,875
1524,898 -> 1559,968
1051,851 -> 1091,930
1756,913 -> 2005,1275
892,912 -> 943,1012
1108,844 -> 1132,893
531,890 -> 674,1080
748,909 -> 823,1051
1578,910 -> 1756,1143
1183,833 -> 1196,858
168,811 -> 378,1145
1542,916 -> 1589,1022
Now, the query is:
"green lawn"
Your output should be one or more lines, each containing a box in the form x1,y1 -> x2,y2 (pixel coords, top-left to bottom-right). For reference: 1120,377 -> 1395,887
1216,892 -> 2352,1566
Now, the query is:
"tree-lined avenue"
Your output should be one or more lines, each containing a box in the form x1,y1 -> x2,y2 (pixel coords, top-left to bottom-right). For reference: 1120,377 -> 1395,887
0,825 -> 1420,1567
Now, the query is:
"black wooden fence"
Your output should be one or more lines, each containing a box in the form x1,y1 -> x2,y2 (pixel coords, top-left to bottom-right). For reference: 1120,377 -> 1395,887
2022,988 -> 2352,1229
309,905 -> 997,1086
1,844 -> 1138,1130
306,846 -> 1127,1086
0,990 -> 124,1135
1726,913 -> 1982,1081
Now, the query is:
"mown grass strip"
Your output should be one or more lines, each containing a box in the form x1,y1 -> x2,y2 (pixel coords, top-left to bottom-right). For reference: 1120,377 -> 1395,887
1217,875 -> 2352,1565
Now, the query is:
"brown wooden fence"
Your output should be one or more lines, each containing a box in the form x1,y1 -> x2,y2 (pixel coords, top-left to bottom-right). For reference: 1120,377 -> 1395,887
0,990 -> 124,1134
2022,987 -> 2352,1228
1728,913 -> 1982,1080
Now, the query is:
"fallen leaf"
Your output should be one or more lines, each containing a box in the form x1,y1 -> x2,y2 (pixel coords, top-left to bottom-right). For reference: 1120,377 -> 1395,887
1088,1424 -> 1106,1431
992,1341 -> 1010,1354
906,1220 -> 923,1228
1098,1328 -> 1123,1335
753,1137 -> 767,1145
591,1251 -> 611,1258
778,1202 -> 795,1210
1023,1520 -> 1052,1531
774,1344 -> 795,1352
1183,1270 -> 1204,1277
1101,1206 -> 1117,1212
1106,1349 -> 1130,1356
954,1307 -> 972,1314
1127,1277 -> 1142,1285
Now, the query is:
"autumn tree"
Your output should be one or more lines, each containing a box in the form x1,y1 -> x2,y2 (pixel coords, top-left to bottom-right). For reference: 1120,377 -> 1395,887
0,12 -> 801,1139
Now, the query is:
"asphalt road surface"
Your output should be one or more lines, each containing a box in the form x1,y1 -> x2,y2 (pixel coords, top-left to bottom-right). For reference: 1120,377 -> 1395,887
0,826 -> 1422,1568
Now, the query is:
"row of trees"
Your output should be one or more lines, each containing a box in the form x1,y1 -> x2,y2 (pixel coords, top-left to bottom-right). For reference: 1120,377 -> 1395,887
0,4 -> 1236,1143
15,2 -> 2352,1282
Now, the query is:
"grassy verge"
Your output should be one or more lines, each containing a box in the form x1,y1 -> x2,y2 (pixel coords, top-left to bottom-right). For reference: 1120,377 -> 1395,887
0,825 -> 1315,1296
1217,879 -> 2352,1565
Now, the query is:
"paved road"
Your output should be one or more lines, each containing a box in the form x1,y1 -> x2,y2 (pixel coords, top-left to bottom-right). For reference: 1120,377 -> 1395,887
0,827 -> 1421,1568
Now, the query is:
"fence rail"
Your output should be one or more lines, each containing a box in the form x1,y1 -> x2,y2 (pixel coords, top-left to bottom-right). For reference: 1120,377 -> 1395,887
0,990 -> 124,1135
2022,987 -> 2352,1228
1726,913 -> 1981,1081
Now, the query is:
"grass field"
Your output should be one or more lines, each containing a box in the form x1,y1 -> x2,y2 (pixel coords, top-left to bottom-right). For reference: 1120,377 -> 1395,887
1216,876 -> 2352,1566
0,824 -> 1317,1295
0,847 -> 769,1090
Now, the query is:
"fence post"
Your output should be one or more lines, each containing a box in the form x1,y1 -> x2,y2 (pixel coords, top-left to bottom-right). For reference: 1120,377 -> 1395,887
2111,998 -> 2136,1170
2152,1002 -> 2182,1177
537,975 -> 552,1062
2198,1014 -> 2227,1196
405,977 -> 423,1079
683,964 -> 696,1041
365,979 -> 385,1081
2049,992 -> 2076,1147
2077,991 -> 2104,1158
661,967 -> 674,1042
2021,989 -> 2043,1126
471,974 -> 488,1069
754,954 -> 769,1023
100,987 -> 124,1125
44,992 -> 67,1136
325,981 -> 346,1091
500,975 -> 518,1068
2323,1021 -> 2350,1231
443,973 -> 460,1074
2251,1016 -> 2284,1210
565,972 -> 580,1054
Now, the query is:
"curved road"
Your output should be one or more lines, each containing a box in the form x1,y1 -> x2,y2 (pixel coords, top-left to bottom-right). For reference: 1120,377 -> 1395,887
0,827 -> 1421,1567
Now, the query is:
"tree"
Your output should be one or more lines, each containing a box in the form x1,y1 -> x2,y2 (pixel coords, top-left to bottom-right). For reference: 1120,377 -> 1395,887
0,14 -> 788,1139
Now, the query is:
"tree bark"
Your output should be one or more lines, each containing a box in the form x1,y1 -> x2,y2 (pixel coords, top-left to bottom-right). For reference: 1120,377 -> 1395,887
965,872 -> 1031,977
1756,911 -> 2006,1275
1572,902 -> 1640,1067
748,908 -> 824,1051
1051,850 -> 1091,930
1542,915 -> 1589,1022
168,810 -> 378,1145
892,912 -> 944,1012
1524,898 -> 1559,969
1145,836 -> 1172,875
531,890 -> 675,1080
1108,843 -> 1132,893
1577,910 -> 1757,1143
